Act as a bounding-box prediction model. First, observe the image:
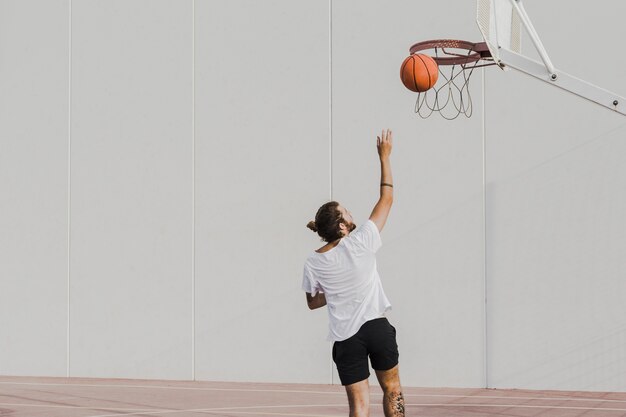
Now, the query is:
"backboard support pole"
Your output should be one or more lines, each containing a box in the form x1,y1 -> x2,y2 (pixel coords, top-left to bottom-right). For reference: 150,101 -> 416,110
508,0 -> 556,78
498,48 -> 626,116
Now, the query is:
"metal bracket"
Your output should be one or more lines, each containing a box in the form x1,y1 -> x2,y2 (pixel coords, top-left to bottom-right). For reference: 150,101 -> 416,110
498,48 -> 626,116
508,0 -> 557,80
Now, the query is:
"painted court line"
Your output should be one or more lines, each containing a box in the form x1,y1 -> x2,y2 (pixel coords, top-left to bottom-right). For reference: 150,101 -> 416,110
88,404 -> 347,417
86,402 -> 626,417
4,400 -> 626,417
0,402 -> 166,412
192,413 -> 344,417
207,413 -> 344,417
2,380 -> 626,405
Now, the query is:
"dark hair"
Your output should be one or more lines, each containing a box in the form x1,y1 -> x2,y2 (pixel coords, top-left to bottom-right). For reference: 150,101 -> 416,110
307,201 -> 344,243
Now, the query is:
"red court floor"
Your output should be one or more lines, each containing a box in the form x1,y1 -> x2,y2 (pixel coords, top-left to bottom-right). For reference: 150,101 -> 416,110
2,376 -> 626,417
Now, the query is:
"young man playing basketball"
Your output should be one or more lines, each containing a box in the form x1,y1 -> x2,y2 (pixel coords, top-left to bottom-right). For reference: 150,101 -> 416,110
303,129 -> 404,417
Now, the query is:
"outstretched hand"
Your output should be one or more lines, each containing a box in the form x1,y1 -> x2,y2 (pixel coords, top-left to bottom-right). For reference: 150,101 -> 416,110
370,129 -> 394,232
377,129 -> 393,159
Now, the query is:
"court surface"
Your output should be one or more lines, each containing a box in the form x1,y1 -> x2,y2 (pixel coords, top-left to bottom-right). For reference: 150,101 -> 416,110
3,376 -> 626,417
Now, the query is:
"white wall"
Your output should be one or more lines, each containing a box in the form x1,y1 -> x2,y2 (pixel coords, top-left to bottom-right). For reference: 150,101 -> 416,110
485,0 -> 626,391
193,0 -> 331,383
1,0 -> 626,391
0,0 -> 69,376
69,0 -> 193,379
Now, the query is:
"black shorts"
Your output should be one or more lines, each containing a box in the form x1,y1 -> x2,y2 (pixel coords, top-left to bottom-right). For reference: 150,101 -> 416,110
332,317 -> 399,386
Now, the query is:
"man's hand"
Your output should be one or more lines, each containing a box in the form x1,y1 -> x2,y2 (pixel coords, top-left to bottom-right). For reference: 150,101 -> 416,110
377,129 -> 393,160
306,292 -> 327,310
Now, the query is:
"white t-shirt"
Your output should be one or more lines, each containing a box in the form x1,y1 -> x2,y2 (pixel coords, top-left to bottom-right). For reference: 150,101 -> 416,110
302,220 -> 392,341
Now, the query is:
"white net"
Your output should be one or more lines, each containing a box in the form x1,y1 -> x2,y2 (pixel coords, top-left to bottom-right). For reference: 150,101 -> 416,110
414,50 -> 484,120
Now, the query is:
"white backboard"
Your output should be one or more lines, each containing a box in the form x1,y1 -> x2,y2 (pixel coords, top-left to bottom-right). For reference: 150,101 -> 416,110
477,0 -> 522,64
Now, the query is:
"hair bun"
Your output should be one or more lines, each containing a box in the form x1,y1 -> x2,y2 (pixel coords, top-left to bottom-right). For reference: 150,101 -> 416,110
306,221 -> 318,232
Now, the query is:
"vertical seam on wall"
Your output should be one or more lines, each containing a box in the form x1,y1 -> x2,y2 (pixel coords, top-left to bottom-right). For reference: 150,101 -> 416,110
192,0 -> 196,381
328,0 -> 334,386
67,0 -> 72,378
482,67 -> 488,389
329,0 -> 333,204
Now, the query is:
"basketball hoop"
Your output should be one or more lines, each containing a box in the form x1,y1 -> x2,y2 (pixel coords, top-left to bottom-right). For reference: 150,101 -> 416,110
404,40 -> 496,120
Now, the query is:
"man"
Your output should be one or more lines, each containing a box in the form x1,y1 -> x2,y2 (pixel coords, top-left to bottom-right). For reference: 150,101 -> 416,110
303,130 -> 404,417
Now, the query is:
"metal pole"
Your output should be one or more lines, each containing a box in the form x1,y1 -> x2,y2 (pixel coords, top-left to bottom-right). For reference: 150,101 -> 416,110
508,0 -> 557,79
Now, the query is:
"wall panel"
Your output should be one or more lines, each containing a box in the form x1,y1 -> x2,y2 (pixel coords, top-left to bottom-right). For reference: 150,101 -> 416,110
0,0 -> 69,376
70,0 -> 192,379
194,0 -> 331,383
486,0 -> 626,390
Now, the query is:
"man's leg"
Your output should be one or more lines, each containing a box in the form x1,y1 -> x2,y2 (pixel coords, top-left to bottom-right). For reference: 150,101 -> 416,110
375,365 -> 404,417
344,379 -> 370,417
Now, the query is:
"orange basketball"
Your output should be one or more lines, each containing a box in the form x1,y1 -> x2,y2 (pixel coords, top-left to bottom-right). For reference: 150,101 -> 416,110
400,54 -> 439,92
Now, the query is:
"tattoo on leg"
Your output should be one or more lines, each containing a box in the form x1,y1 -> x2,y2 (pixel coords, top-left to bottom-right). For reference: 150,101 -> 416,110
386,392 -> 404,417
395,392 -> 405,416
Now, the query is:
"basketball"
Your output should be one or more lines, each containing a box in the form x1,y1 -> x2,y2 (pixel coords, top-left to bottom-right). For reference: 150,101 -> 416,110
400,54 -> 439,92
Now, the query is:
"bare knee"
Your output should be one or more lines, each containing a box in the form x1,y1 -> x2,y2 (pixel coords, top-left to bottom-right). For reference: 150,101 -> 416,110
376,365 -> 402,394
382,381 -> 402,395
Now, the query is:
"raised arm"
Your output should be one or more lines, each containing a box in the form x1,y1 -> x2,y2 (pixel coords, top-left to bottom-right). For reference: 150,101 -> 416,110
369,129 -> 393,232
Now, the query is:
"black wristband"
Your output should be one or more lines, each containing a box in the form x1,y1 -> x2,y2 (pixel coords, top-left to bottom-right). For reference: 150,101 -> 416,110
380,183 -> 393,188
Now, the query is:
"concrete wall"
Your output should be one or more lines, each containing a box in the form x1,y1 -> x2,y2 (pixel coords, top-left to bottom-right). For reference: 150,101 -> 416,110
485,0 -> 626,391
1,0 -> 625,391
0,0 -> 69,377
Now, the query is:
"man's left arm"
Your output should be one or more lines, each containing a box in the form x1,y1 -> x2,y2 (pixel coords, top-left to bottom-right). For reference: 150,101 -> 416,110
306,292 -> 327,310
